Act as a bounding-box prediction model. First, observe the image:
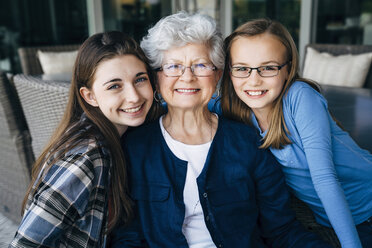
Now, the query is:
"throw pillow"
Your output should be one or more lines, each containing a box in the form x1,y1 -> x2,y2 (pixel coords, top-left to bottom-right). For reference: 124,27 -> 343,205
302,47 -> 372,87
37,50 -> 78,75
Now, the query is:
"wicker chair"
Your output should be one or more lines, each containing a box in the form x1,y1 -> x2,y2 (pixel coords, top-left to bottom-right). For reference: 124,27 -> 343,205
13,74 -> 70,158
17,44 -> 80,75
303,44 -> 372,89
0,71 -> 34,223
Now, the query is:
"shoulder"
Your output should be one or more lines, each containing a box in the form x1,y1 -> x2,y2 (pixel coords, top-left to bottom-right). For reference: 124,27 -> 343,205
39,136 -> 111,197
285,81 -> 323,99
64,114 -> 112,163
218,117 -> 261,149
65,136 -> 110,163
284,81 -> 327,109
122,119 -> 160,147
216,118 -> 281,177
288,80 -> 311,91
46,136 -> 112,185
219,116 -> 258,135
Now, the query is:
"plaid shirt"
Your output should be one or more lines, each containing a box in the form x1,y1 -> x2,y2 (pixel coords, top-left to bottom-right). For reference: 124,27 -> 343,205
9,134 -> 111,248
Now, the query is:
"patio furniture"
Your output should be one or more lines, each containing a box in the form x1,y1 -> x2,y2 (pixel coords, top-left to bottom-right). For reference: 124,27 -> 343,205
17,44 -> 80,75
322,84 -> 372,152
303,44 -> 372,89
13,74 -> 70,158
0,71 -> 34,223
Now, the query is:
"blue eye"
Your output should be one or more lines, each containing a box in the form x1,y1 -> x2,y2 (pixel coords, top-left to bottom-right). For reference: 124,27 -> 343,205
235,67 -> 249,72
194,63 -> 207,69
135,77 -> 148,83
164,64 -> 182,70
261,65 -> 277,71
108,84 -> 119,90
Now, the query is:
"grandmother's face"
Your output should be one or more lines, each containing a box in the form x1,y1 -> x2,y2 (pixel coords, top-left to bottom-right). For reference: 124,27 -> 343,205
157,43 -> 220,112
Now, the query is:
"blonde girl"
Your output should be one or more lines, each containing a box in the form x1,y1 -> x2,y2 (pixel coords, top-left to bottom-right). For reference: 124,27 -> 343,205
221,18 -> 372,247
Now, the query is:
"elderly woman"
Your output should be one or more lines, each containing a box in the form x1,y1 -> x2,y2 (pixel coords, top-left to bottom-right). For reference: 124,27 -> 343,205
111,12 -> 331,248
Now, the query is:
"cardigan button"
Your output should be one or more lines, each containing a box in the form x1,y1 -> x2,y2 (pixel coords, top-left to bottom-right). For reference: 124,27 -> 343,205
206,216 -> 210,221
203,192 -> 208,198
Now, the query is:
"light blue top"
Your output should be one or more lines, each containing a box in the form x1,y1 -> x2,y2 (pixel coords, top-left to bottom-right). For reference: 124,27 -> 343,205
251,81 -> 372,248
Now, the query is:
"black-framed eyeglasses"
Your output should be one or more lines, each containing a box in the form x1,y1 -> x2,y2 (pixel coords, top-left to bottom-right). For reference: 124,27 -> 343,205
155,63 -> 217,77
230,61 -> 289,78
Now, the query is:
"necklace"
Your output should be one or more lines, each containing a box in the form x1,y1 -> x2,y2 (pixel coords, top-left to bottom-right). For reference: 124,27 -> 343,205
192,199 -> 200,215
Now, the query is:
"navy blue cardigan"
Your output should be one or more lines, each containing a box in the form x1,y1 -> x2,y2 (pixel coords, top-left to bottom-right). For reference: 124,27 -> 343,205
112,117 -> 330,248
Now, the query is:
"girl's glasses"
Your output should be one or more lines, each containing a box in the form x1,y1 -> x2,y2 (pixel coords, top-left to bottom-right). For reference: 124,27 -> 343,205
231,61 -> 289,78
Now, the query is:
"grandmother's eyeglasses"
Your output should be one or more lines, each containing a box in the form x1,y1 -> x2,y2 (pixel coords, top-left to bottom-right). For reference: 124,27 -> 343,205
230,61 -> 289,78
156,63 -> 216,77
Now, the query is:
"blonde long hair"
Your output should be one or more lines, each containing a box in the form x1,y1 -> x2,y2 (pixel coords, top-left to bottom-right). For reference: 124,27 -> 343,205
22,31 -> 163,232
221,18 -> 319,149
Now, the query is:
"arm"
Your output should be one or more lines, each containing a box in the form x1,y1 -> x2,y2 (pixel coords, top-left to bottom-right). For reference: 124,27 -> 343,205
290,85 -> 362,247
9,151 -> 108,248
253,148 -> 331,248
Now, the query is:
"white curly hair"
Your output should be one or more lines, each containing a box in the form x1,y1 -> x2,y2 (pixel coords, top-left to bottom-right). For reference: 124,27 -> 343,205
140,11 -> 225,70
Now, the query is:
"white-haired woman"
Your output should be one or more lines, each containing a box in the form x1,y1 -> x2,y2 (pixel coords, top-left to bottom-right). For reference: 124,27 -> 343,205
110,12 -> 331,248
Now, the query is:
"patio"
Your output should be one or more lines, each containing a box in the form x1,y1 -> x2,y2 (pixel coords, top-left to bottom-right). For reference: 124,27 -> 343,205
0,212 -> 17,248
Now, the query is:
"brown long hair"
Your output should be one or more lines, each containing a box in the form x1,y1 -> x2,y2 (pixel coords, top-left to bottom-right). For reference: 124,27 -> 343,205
22,31 -> 163,232
221,18 -> 319,149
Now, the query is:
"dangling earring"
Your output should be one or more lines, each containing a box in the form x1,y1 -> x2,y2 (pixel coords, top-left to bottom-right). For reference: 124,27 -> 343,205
154,90 -> 162,103
211,87 -> 221,100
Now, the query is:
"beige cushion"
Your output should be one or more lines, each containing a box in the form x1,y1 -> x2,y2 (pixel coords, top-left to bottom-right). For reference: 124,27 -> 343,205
303,47 -> 372,87
37,50 -> 77,75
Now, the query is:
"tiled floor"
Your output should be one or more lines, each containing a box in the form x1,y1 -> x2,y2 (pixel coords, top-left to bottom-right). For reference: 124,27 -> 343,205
0,212 -> 18,248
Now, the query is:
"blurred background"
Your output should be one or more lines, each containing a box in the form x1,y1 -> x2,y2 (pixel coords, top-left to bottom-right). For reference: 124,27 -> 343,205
1,2 -> 372,247
1,0 -> 372,74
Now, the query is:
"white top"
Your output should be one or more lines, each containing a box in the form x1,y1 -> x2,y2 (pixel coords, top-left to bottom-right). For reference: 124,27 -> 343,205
160,116 -> 216,248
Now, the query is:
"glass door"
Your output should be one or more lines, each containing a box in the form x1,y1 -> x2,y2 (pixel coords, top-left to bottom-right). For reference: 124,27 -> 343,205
232,0 -> 301,45
102,0 -> 172,42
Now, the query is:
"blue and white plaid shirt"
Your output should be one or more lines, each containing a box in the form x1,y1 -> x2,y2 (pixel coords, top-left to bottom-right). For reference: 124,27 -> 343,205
10,124 -> 112,248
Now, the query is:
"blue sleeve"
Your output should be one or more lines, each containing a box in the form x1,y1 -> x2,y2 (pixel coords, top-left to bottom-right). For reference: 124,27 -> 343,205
253,147 -> 331,248
288,85 -> 362,247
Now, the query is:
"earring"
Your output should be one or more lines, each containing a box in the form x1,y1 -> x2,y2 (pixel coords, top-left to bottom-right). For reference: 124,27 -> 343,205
154,90 -> 162,103
211,87 -> 221,100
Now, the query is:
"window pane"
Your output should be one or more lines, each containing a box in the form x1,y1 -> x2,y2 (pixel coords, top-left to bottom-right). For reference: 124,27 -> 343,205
315,0 -> 372,45
233,0 -> 301,46
173,0 -> 221,22
102,0 -> 172,42
0,0 -> 88,73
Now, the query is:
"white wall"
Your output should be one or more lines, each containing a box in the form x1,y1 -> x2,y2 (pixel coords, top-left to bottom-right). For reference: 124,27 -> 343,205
299,0 -> 314,71
87,0 -> 104,35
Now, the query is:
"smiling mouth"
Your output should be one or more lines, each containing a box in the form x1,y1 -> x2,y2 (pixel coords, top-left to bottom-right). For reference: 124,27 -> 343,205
245,90 -> 268,96
121,104 -> 143,113
176,89 -> 200,93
